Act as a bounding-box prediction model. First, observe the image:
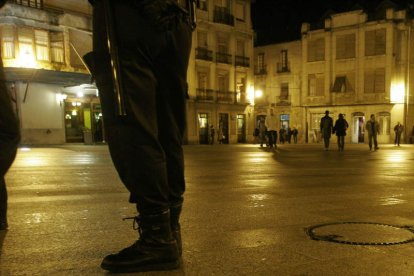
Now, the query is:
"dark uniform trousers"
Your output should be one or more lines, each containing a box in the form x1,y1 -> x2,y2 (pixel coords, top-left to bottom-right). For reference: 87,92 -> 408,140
0,58 -> 20,221
89,0 -> 192,214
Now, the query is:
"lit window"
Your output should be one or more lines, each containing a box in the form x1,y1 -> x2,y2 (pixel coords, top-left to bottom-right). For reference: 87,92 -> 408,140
35,30 -> 49,61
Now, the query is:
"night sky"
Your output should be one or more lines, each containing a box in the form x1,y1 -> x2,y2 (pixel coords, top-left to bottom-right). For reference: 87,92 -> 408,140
252,0 -> 414,45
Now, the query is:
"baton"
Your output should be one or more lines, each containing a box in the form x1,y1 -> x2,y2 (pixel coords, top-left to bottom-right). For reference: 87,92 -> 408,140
103,0 -> 127,116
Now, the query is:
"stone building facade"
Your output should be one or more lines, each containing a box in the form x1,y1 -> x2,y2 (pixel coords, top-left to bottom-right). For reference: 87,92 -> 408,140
254,4 -> 414,144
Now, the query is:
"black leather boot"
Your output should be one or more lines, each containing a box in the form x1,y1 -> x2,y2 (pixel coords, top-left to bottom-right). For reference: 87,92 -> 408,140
101,210 -> 179,273
170,204 -> 182,255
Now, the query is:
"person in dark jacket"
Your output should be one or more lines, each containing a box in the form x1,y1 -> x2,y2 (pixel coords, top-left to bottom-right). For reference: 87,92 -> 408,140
333,113 -> 348,152
87,0 -> 193,273
365,114 -> 380,151
320,110 -> 333,150
0,0 -> 21,231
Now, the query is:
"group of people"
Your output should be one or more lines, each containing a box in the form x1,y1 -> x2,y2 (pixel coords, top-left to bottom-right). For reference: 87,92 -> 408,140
320,110 -> 405,151
254,108 -> 299,149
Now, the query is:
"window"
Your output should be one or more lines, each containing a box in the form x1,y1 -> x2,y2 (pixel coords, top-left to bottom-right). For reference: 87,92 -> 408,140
257,53 -> 264,68
197,31 -> 208,48
365,29 -> 386,56
308,38 -> 325,61
197,0 -> 207,11
197,71 -> 208,90
217,72 -> 229,92
18,27 -> 34,64
35,30 -> 49,61
236,40 -> 245,57
280,83 -> 289,100
308,74 -> 325,96
280,114 -> 290,129
331,73 -> 355,92
235,74 -> 246,103
14,0 -> 43,8
1,26 -> 15,59
336,33 -> 355,59
364,68 -> 385,93
281,50 -> 288,69
235,2 -> 245,22
50,32 -> 64,63
217,36 -> 228,53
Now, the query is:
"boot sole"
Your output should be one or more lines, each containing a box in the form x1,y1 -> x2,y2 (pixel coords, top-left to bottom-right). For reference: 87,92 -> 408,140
101,260 -> 180,273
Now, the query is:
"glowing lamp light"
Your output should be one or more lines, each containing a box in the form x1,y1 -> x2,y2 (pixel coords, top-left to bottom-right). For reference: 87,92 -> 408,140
390,82 -> 405,103
255,89 -> 263,98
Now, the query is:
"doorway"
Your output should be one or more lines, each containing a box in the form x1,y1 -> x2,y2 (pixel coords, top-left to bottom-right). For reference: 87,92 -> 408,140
198,113 -> 209,144
352,115 -> 365,143
237,114 -> 246,143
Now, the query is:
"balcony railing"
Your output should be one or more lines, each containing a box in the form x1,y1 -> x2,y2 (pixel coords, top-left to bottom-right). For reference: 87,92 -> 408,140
254,65 -> 267,75
235,56 -> 250,67
213,6 -> 234,26
276,95 -> 291,105
196,89 -> 214,101
216,52 -> 232,64
195,89 -> 246,104
277,62 -> 290,73
216,90 -> 236,103
195,47 -> 213,61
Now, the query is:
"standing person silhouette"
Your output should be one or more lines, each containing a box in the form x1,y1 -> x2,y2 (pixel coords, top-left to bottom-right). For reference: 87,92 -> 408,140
393,122 -> 404,146
366,114 -> 380,151
320,110 -> 333,151
87,0 -> 194,272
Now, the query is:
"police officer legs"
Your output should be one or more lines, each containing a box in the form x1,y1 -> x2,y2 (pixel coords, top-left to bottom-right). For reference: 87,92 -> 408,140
0,57 -> 20,230
89,0 -> 192,272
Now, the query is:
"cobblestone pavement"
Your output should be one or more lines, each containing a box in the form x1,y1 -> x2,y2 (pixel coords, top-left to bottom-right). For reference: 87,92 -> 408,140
1,143 -> 414,275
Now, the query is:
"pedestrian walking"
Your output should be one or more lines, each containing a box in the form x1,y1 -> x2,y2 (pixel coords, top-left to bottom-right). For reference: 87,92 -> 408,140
258,117 -> 267,147
333,114 -> 349,151
0,2 -> 20,230
265,108 -> 278,150
279,127 -> 286,144
320,110 -> 333,150
209,125 -> 215,145
365,114 -> 380,151
394,122 -> 404,146
86,0 -> 194,272
292,127 -> 298,144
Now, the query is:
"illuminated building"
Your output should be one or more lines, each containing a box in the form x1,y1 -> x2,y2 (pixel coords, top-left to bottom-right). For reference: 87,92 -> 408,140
0,0 -> 97,144
1,0 -> 255,145
185,0 -> 254,144
254,3 -> 414,144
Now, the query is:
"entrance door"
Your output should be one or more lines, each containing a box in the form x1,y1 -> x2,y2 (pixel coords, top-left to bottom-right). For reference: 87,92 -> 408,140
237,114 -> 246,143
352,116 -> 365,143
219,113 -> 229,144
198,113 -> 209,144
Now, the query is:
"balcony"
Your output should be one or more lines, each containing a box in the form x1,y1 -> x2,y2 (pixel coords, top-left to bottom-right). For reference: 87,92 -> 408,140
277,62 -> 290,73
254,65 -> 267,75
195,47 -> 213,61
235,56 -> 250,67
195,89 -> 246,104
213,6 -> 234,26
196,89 -> 214,101
276,95 -> 291,106
216,90 -> 236,103
216,52 -> 232,64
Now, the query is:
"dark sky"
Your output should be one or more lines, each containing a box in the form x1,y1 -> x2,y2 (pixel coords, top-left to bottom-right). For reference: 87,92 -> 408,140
251,0 -> 414,45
